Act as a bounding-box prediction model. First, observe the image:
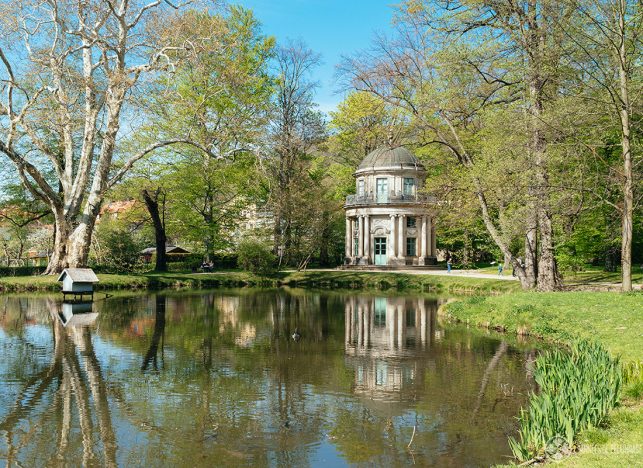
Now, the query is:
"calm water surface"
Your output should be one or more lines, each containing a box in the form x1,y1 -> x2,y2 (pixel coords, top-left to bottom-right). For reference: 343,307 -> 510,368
0,289 -> 538,467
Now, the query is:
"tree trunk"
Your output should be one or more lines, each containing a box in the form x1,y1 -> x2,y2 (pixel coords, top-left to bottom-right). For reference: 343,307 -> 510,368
273,209 -> 282,255
142,188 -> 167,272
45,212 -> 72,274
618,1 -> 633,292
522,210 -> 538,289
529,71 -> 560,291
65,220 -> 97,270
319,214 -> 330,267
475,190 -> 531,289
536,205 -> 559,291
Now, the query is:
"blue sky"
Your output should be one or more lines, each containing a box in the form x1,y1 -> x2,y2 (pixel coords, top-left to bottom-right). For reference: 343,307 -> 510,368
238,0 -> 397,114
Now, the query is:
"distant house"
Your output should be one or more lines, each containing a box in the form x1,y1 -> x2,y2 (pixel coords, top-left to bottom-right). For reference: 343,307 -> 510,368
140,245 -> 191,263
58,268 -> 99,296
26,250 -> 50,267
98,199 -> 138,222
239,203 -> 274,233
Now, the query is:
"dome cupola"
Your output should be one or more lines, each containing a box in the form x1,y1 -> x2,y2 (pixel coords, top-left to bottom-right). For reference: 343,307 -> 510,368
356,145 -> 425,174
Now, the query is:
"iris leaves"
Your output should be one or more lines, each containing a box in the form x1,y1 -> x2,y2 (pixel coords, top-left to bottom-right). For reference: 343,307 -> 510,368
509,341 -> 621,462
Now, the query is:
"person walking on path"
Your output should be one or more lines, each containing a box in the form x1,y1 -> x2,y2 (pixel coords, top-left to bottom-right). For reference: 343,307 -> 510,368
498,262 -> 503,276
447,259 -> 452,273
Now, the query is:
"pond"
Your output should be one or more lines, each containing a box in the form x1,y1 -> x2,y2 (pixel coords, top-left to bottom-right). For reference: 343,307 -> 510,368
0,289 -> 538,467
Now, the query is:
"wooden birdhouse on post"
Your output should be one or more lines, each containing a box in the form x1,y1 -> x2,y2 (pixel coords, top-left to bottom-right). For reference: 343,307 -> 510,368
58,268 -> 99,300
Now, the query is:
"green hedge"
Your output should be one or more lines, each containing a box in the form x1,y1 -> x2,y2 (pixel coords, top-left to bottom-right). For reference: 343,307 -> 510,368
0,266 -> 47,277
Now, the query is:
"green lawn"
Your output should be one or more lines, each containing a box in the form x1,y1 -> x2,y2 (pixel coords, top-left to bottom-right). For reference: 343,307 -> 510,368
0,270 -> 280,293
554,405 -> 643,467
465,264 -> 643,285
444,292 -> 643,467
444,292 -> 642,361
564,266 -> 643,285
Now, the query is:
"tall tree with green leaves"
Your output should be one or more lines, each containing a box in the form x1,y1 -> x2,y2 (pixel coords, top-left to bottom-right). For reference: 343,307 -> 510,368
341,0 -> 579,290
328,91 -> 407,166
562,0 -> 642,290
129,6 -> 274,259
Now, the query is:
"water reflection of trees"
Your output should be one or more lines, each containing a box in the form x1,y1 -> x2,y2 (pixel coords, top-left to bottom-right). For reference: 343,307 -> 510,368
141,295 -> 166,372
1,290 -> 539,467
0,300 -> 116,466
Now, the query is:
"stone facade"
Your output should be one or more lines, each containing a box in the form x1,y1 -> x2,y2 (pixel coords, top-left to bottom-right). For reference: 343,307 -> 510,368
344,146 -> 437,266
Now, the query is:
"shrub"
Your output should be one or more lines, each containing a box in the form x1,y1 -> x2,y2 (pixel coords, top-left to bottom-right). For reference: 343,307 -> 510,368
211,253 -> 238,269
167,254 -> 202,272
95,226 -> 146,273
236,240 -> 276,275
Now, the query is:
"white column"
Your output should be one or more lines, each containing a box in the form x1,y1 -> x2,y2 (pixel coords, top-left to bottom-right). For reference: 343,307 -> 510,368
345,217 -> 351,258
389,214 -> 396,263
358,216 -> 364,257
421,215 -> 427,258
349,218 -> 354,256
430,217 -> 436,257
364,215 -> 370,262
397,215 -> 405,258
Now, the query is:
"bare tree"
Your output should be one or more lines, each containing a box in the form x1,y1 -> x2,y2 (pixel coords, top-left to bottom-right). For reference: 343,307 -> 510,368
267,40 -> 325,261
0,0 -> 215,273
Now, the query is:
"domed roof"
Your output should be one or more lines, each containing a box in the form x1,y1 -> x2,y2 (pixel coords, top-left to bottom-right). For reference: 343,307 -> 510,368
357,146 -> 424,172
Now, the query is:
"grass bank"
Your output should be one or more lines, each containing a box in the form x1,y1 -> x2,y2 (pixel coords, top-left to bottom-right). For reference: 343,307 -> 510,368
0,271 -> 277,292
0,269 -> 520,294
442,292 -> 642,466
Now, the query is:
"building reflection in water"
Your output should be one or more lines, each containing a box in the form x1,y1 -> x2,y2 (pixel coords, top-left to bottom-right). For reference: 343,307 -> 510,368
345,296 -> 439,399
215,295 -> 257,348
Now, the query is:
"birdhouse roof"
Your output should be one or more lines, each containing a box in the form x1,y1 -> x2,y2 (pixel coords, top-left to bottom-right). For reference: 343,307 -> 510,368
57,268 -> 99,283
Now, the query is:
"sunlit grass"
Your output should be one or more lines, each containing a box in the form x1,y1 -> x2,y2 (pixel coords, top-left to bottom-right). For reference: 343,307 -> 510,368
466,263 -> 643,284
445,292 -> 643,361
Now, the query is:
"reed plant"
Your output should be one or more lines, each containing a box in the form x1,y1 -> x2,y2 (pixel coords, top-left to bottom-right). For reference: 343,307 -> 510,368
509,341 -> 622,462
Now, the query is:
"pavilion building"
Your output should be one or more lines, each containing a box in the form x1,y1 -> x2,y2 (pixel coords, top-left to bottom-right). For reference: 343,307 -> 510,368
344,145 -> 437,267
